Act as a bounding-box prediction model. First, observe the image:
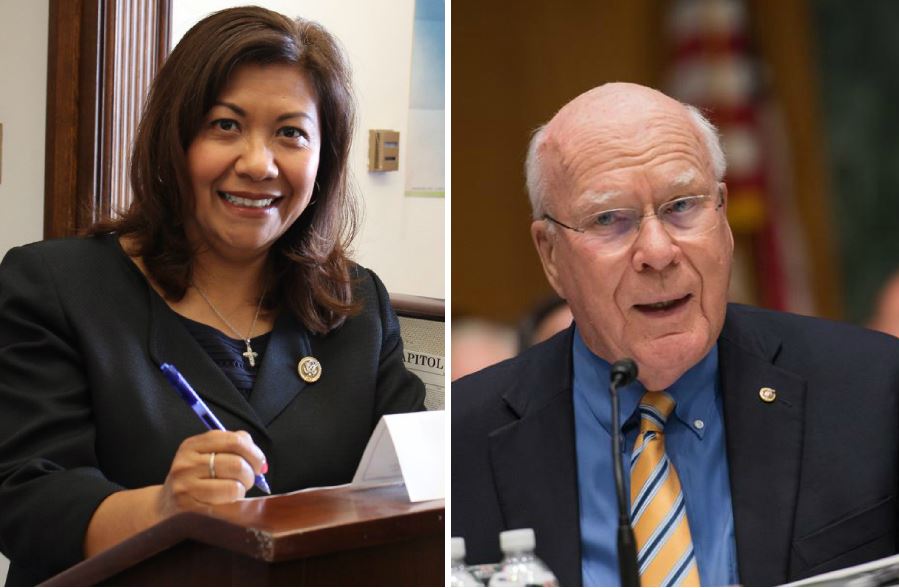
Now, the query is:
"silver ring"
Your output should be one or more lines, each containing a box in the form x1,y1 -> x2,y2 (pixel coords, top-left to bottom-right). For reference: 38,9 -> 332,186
209,452 -> 217,479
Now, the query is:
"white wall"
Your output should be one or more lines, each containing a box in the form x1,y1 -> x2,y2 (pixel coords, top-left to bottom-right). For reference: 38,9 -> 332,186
172,0 -> 445,299
0,0 -> 49,262
0,0 -> 48,578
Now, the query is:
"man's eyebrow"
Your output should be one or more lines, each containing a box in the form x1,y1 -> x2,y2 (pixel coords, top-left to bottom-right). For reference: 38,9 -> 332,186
670,169 -> 698,189
579,190 -> 623,208
213,102 -> 315,123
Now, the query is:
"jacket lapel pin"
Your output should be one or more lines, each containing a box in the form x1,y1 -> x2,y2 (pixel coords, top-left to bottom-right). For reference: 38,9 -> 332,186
759,387 -> 777,403
298,356 -> 322,383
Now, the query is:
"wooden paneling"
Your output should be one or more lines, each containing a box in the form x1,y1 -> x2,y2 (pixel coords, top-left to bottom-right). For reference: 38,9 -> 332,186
44,0 -> 171,239
451,0 -> 665,323
44,0 -> 100,238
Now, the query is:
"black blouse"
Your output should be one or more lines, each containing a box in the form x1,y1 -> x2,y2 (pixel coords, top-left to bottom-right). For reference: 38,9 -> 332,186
176,314 -> 272,400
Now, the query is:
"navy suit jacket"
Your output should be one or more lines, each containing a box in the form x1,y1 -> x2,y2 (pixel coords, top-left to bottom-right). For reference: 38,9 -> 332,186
452,304 -> 899,586
0,235 -> 424,585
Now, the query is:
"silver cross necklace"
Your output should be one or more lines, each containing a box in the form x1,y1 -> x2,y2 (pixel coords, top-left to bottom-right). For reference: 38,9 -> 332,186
192,282 -> 266,368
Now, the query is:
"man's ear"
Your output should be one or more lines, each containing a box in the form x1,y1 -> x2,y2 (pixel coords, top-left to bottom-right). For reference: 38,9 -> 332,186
531,220 -> 565,297
718,182 -> 734,254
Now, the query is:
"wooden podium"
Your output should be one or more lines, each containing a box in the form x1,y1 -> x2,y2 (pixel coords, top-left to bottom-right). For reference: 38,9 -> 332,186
41,484 -> 444,586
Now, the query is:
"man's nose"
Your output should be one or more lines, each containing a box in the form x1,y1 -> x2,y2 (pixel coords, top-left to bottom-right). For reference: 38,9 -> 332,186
630,216 -> 681,271
235,137 -> 278,181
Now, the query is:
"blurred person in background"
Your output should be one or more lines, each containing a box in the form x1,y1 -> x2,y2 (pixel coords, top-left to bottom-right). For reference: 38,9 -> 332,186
452,317 -> 517,380
517,295 -> 573,351
871,270 -> 899,339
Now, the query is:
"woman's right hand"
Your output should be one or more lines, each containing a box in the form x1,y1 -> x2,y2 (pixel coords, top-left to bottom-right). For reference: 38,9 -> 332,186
85,429 -> 268,557
155,429 -> 268,519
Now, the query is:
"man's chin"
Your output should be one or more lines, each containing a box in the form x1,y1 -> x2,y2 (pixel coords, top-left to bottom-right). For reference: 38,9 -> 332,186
631,332 -> 710,390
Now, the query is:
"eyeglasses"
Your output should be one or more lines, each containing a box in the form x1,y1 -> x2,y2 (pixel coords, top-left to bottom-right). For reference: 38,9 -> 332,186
543,192 -> 725,253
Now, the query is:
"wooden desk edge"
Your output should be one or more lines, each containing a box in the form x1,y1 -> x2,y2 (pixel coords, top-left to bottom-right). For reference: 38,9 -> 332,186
42,487 -> 445,586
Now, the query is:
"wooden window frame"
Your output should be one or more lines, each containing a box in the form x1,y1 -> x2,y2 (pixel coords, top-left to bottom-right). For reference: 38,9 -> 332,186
44,0 -> 171,239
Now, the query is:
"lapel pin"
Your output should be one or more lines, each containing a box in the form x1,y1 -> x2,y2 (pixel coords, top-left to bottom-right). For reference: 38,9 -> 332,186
298,356 -> 322,383
759,387 -> 777,403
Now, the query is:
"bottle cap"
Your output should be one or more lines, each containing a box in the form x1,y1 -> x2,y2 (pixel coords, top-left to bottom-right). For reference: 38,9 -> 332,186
499,528 -> 536,552
451,536 -> 466,559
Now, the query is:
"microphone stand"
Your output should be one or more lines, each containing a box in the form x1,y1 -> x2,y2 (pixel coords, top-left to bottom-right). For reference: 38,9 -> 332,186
610,360 -> 640,587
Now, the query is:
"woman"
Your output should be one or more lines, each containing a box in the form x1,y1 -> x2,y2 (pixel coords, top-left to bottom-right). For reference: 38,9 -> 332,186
0,7 -> 424,584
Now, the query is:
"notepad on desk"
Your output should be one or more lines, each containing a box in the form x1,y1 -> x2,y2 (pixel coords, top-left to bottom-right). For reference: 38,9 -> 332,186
249,410 -> 445,503
350,410 -> 445,502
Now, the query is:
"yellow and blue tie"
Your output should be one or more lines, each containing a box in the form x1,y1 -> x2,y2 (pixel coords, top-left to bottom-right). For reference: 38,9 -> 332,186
629,390 -> 701,587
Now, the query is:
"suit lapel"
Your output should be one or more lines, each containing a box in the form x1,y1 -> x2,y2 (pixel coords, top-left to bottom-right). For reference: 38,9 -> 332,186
249,311 -> 311,425
719,308 -> 807,586
487,328 -> 583,587
146,288 -> 270,441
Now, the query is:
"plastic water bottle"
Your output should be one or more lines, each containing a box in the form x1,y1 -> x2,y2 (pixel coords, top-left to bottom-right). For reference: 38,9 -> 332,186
451,537 -> 484,587
488,528 -> 559,587
469,562 -> 500,585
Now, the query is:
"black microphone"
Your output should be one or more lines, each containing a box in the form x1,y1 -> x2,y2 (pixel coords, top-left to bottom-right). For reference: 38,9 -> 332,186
611,359 -> 638,389
609,358 -> 640,586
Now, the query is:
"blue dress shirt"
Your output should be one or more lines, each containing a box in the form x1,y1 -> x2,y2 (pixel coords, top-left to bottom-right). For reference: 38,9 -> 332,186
572,326 -> 739,586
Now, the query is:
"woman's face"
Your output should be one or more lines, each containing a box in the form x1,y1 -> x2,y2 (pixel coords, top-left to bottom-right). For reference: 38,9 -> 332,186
185,62 -> 321,262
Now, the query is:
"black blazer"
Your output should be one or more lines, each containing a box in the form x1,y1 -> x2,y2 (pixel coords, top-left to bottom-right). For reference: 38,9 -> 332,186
0,235 -> 424,585
452,303 -> 899,586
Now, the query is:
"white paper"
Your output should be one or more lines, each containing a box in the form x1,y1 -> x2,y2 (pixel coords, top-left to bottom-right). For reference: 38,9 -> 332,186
785,552 -> 899,586
351,410 -> 445,502
352,418 -> 404,485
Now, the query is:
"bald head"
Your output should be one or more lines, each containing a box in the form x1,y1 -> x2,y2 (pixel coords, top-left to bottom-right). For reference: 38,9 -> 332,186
526,83 -> 725,218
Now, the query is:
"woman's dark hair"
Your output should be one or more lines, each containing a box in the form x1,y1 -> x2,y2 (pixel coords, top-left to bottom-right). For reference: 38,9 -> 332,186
91,6 -> 359,334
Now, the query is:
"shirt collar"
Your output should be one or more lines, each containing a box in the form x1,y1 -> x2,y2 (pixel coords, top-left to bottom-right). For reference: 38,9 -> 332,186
572,325 -> 719,439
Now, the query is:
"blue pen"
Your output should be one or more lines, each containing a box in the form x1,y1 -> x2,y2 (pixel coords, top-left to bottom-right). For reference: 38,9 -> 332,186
160,362 -> 271,494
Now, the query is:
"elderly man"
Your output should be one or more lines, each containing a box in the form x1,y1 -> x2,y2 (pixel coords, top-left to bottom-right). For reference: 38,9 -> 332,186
451,83 -> 899,587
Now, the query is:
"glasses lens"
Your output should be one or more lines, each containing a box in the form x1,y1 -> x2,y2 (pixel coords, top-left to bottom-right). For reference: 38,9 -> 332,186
660,196 -> 704,230
587,208 -> 639,241
575,195 -> 721,253
660,195 -> 719,235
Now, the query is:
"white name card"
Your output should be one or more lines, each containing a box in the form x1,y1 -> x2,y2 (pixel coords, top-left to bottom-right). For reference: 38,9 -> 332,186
351,410 -> 445,502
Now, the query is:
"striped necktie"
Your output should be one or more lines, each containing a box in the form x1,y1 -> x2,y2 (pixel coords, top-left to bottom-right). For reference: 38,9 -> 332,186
629,390 -> 701,587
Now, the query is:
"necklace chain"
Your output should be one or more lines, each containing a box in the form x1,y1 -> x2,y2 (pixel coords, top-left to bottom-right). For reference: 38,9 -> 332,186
192,282 -> 266,368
